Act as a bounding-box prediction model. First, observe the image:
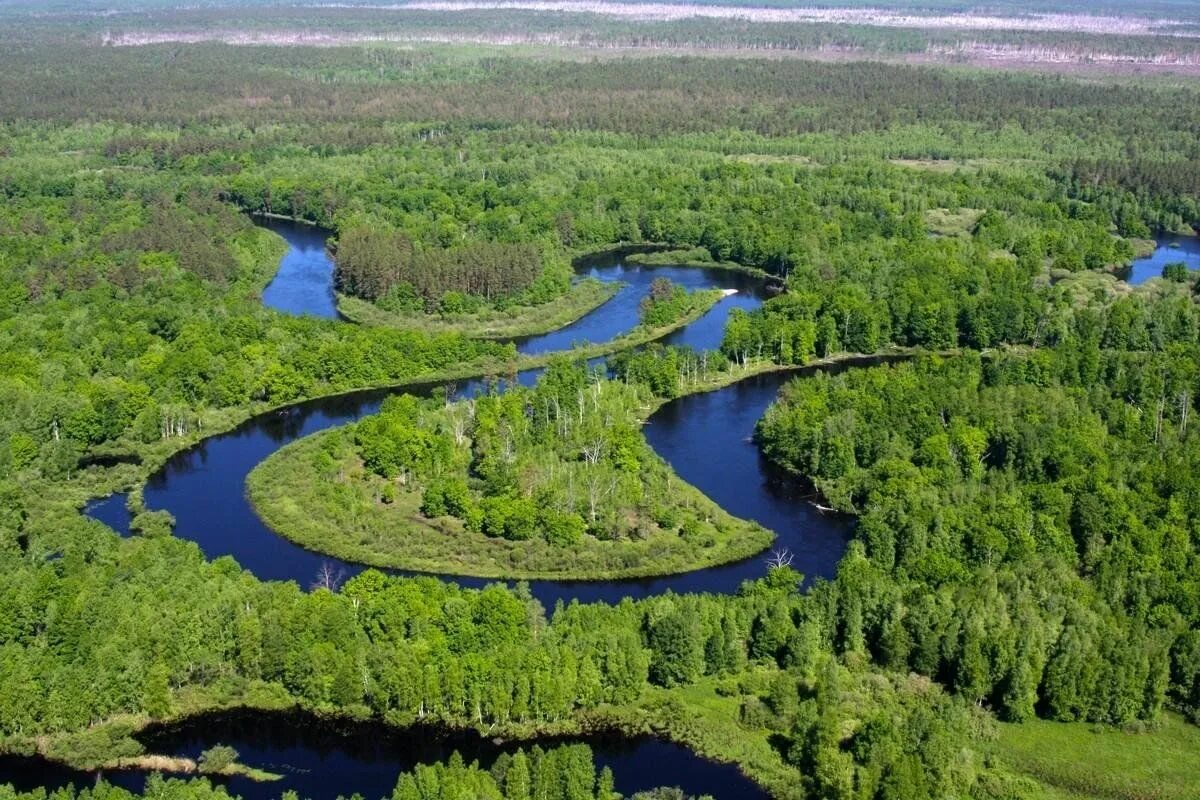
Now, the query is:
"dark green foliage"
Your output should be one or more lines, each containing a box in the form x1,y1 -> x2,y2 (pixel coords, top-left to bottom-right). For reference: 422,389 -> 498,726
337,223 -> 551,310
1,20 -> 1199,800
756,345 -> 1200,725
1164,261 -> 1192,282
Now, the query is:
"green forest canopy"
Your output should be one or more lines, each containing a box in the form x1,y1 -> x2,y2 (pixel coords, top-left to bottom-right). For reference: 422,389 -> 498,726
0,23 -> 1198,800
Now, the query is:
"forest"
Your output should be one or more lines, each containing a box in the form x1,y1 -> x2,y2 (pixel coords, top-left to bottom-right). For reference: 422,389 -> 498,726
0,9 -> 1199,800
334,221 -> 564,314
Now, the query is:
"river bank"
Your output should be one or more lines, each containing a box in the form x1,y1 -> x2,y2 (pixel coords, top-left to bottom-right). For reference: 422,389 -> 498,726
337,278 -> 623,339
12,697 -> 783,800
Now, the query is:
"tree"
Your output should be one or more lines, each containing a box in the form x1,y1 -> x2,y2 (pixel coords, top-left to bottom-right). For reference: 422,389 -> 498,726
648,608 -> 704,687
1162,261 -> 1190,282
142,661 -> 171,719
197,744 -> 238,774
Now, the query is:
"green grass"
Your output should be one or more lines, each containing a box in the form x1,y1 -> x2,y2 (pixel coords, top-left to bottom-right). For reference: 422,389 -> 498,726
925,206 -> 985,237
593,669 -> 803,800
243,348 -> 892,581
337,278 -> 620,339
246,420 -> 773,581
991,714 -> 1200,800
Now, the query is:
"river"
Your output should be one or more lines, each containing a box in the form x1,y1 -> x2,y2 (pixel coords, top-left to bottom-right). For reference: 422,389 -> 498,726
65,220 -> 844,799
87,219 -> 852,607
1,710 -> 769,800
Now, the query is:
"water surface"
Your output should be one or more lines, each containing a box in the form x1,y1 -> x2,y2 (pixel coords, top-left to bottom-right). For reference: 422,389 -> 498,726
58,222 -> 840,800
84,493 -> 134,537
114,223 -> 854,606
1125,234 -> 1200,285
516,255 -> 769,355
259,218 -> 339,319
0,710 -> 769,800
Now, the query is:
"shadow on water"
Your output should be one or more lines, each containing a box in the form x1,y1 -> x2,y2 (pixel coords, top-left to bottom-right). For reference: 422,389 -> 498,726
1,710 -> 770,800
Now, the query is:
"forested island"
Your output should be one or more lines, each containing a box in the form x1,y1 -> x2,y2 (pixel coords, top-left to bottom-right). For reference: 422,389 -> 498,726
1,1 -> 1199,799
247,356 -> 771,579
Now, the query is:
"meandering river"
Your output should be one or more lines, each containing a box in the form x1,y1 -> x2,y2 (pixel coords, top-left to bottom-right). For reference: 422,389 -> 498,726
66,220 -> 845,799
89,220 -> 851,606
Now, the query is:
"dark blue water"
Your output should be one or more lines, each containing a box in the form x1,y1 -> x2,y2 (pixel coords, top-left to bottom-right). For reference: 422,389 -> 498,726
1,710 -> 769,800
663,288 -> 766,352
84,493 -> 134,537
1125,234 -> 1200,285
58,224 -> 836,799
102,223 -> 853,607
643,370 -> 858,585
515,255 -> 769,355
259,218 -> 339,319
130,362 -> 853,608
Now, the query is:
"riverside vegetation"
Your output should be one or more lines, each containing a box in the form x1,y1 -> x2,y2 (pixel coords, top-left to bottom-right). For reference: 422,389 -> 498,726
1,13 -> 1200,800
248,355 -> 771,579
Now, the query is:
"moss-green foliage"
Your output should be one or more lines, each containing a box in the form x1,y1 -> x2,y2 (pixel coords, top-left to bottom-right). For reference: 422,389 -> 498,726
196,744 -> 238,774
991,714 -> 1200,800
1,22 -> 1200,800
247,360 -> 771,579
638,278 -> 696,329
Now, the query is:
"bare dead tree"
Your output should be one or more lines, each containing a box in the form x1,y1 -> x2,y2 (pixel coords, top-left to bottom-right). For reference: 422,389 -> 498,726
581,434 -> 607,466
585,469 -> 618,524
766,548 -> 795,571
448,398 -> 474,447
312,562 -> 346,592
1179,388 -> 1191,436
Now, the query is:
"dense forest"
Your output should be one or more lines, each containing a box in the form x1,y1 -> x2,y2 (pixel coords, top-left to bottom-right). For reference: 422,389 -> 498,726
1,13 -> 1199,800
335,222 -> 565,313
757,347 -> 1200,725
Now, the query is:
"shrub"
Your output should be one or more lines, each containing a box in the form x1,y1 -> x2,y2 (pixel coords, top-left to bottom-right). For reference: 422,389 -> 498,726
198,744 -> 238,774
1162,261 -> 1191,282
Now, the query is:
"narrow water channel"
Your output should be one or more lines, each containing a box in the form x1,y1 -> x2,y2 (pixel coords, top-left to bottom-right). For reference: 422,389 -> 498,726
64,220 -> 843,800
0,711 -> 770,800
88,220 -> 853,607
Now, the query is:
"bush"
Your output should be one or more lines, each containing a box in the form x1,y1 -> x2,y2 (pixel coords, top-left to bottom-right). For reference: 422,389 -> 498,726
130,509 -> 175,537
1162,261 -> 1191,282
679,517 -> 704,542
421,477 -> 472,518
654,506 -> 680,531
198,744 -> 238,774
541,509 -> 586,546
